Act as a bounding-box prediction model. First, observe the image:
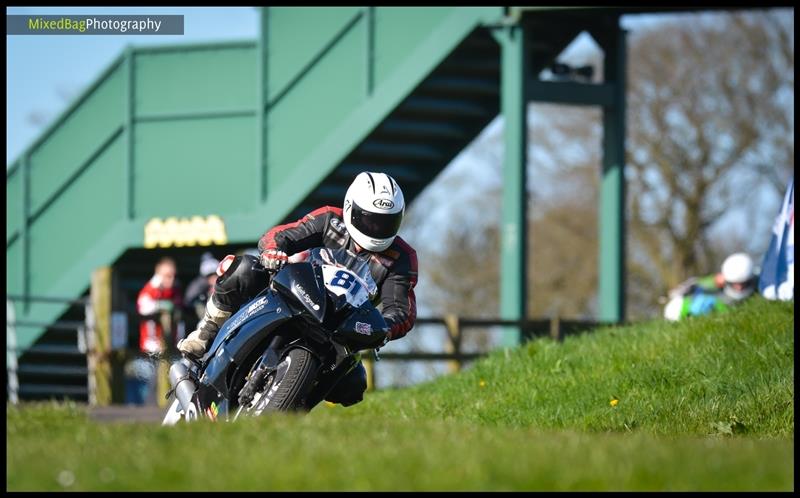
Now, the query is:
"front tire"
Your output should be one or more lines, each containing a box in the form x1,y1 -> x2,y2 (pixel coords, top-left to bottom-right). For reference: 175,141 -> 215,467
255,348 -> 320,413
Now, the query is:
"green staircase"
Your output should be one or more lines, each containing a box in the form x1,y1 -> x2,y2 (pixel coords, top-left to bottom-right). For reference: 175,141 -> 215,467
287,28 -> 501,220
6,7 -> 588,400
288,16 -> 586,221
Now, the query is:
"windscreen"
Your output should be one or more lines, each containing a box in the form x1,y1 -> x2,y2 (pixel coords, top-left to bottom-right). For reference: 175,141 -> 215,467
307,247 -> 378,306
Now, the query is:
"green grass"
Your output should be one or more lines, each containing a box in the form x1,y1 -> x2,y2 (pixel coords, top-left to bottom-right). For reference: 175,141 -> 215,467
343,297 -> 794,437
7,298 -> 794,491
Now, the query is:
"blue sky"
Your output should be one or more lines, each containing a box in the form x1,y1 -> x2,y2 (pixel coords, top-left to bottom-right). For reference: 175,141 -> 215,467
6,6 -> 260,165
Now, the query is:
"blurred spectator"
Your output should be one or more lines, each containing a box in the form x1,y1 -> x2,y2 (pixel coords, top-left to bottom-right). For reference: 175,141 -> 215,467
663,253 -> 758,321
123,356 -> 155,405
129,257 -> 183,405
759,177 -> 794,301
137,257 -> 183,354
183,252 -> 220,332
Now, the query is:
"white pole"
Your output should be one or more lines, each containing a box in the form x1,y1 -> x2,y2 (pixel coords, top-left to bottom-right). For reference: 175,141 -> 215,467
85,301 -> 97,406
7,300 -> 19,404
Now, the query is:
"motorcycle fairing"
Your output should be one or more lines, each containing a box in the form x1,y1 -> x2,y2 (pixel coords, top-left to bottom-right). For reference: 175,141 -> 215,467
199,292 -> 295,398
271,262 -> 328,323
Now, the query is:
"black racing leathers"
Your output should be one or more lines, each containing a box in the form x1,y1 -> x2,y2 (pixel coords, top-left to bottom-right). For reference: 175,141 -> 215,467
257,206 -> 418,342
204,206 -> 417,407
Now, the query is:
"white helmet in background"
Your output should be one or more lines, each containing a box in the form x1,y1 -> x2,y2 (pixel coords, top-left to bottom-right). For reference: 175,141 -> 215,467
663,295 -> 684,322
343,172 -> 405,252
721,252 -> 755,301
199,252 -> 220,277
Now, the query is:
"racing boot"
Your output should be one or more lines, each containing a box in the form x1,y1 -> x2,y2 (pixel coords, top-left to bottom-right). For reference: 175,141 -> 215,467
177,298 -> 232,359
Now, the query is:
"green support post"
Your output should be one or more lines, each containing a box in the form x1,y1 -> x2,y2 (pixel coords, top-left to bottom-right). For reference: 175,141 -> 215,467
599,23 -> 627,323
125,47 -> 135,220
365,6 -> 375,96
258,7 -> 270,202
498,24 -> 529,347
22,154 -> 30,314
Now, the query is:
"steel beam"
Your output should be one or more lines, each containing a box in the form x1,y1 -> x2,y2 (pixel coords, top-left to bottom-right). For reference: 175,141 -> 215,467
528,80 -> 615,107
519,16 -> 627,323
498,24 -> 529,348
125,48 -> 135,220
135,109 -> 256,123
21,154 -> 30,313
598,23 -> 627,322
365,7 -> 375,96
258,7 -> 269,202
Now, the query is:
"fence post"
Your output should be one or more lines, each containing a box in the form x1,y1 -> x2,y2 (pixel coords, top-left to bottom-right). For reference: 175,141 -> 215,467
550,316 -> 563,342
7,300 -> 19,405
363,355 -> 375,391
84,301 -> 99,406
155,310 -> 174,408
444,314 -> 462,373
90,267 -> 113,406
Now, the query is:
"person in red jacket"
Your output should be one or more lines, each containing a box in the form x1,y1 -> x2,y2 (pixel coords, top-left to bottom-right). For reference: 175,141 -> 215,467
137,257 -> 183,354
178,172 -> 418,407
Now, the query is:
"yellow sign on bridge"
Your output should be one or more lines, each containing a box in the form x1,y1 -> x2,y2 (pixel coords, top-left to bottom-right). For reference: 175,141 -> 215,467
144,215 -> 228,248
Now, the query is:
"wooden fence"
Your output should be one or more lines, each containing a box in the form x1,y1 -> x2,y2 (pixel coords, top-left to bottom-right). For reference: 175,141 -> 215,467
7,293 -> 606,401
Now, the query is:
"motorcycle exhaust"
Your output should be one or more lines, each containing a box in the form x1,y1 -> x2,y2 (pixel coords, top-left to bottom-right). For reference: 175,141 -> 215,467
168,358 -> 198,421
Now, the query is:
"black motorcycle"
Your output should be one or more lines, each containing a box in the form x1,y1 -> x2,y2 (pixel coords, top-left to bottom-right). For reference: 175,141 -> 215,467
161,247 -> 388,425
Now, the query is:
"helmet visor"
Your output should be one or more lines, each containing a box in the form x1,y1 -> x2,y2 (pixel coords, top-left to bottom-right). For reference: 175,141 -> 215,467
350,201 -> 403,240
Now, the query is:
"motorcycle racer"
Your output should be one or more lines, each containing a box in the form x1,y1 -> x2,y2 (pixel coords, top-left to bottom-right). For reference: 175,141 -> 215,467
178,172 -> 418,407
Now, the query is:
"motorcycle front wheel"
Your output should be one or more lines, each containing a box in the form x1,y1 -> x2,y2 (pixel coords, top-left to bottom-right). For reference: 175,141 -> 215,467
251,347 -> 320,414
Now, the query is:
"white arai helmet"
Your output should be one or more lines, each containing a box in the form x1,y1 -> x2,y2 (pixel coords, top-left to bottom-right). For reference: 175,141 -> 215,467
343,172 -> 405,252
720,252 -> 755,301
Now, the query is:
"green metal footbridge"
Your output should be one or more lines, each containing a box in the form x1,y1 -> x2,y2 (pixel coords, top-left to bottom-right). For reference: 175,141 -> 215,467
8,7 -> 695,401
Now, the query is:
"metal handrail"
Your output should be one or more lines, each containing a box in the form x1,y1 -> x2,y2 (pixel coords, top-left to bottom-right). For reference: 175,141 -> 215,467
6,295 -> 90,305
6,295 -> 95,405
7,320 -> 87,331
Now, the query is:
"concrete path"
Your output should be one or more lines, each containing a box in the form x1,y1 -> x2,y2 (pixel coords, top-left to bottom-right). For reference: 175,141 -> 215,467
89,405 -> 166,424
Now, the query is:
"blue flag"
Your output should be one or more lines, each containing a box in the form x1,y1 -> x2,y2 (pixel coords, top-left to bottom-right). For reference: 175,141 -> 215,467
759,177 -> 794,301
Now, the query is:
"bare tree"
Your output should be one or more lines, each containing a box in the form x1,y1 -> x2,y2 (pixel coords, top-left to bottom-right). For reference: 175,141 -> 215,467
410,102 -> 602,334
626,9 -> 794,314
403,9 -> 794,335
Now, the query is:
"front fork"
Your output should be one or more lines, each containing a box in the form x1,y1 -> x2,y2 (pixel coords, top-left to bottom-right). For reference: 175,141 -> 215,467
237,335 -> 286,408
